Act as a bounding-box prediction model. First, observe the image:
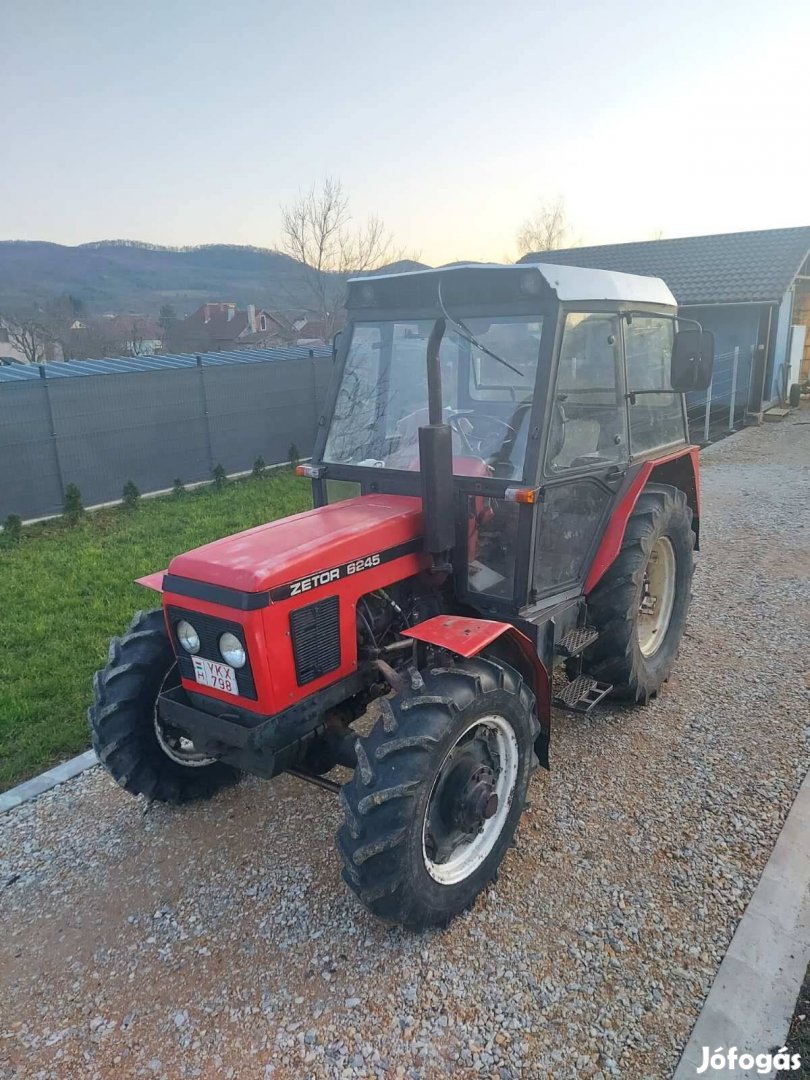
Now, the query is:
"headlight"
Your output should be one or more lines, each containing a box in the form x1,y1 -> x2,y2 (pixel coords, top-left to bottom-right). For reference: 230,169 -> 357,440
176,620 -> 200,654
219,632 -> 246,668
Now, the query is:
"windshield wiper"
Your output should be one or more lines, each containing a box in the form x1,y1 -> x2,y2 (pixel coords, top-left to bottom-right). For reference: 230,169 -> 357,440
437,280 -> 524,378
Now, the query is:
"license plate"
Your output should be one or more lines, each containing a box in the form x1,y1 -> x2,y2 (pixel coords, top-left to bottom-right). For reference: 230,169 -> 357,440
192,657 -> 238,695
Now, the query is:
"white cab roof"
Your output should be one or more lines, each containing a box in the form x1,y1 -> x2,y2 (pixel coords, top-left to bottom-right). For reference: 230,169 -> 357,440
353,262 -> 677,308
526,262 -> 677,307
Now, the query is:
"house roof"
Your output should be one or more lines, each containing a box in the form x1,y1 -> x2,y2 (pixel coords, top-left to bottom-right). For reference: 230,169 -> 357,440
518,227 -> 810,306
190,308 -> 251,341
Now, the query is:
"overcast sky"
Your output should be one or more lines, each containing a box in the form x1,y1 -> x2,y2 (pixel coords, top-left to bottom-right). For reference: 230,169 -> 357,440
2,0 -> 809,264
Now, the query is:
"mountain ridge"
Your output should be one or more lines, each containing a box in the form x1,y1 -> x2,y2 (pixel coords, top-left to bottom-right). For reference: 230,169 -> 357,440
0,240 -> 431,316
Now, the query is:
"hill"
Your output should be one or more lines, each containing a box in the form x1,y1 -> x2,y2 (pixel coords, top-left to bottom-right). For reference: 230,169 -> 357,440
0,240 -> 324,315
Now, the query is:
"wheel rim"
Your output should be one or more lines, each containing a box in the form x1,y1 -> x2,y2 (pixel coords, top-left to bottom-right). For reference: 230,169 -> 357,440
637,536 -> 677,658
422,714 -> 520,886
153,665 -> 217,767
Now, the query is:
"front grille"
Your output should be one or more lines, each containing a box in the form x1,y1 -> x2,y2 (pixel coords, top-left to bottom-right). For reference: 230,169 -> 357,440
166,606 -> 257,700
290,596 -> 341,686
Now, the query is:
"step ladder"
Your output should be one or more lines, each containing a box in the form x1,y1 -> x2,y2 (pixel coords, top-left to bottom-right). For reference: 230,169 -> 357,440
556,626 -> 599,659
553,675 -> 613,714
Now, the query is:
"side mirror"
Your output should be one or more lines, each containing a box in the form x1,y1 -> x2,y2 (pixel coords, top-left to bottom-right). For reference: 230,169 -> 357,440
671,328 -> 714,391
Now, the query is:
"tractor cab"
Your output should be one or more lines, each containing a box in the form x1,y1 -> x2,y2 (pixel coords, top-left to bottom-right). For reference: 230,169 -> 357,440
91,261 -> 713,932
309,263 -> 711,625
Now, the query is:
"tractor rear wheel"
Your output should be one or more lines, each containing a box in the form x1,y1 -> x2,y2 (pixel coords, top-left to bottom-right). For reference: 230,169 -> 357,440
337,657 -> 537,930
574,484 -> 694,702
89,609 -> 240,802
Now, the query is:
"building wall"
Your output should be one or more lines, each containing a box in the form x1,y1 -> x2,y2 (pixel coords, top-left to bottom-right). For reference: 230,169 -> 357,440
770,290 -> 795,405
791,288 -> 810,385
679,303 -> 763,429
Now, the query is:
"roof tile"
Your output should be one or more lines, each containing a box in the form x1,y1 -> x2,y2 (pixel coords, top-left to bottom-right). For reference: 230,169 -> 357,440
519,227 -> 810,305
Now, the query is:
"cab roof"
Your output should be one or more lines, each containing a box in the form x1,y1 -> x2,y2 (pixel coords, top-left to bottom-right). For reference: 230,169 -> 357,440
349,262 -> 677,309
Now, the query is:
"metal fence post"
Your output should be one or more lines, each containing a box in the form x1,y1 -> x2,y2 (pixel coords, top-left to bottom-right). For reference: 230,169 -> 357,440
40,364 -> 66,503
703,375 -> 713,444
728,345 -> 739,431
197,354 -> 215,474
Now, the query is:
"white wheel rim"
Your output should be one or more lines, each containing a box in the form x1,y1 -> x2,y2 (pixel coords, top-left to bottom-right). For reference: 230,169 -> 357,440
422,714 -> 520,886
637,536 -> 677,657
153,666 -> 217,767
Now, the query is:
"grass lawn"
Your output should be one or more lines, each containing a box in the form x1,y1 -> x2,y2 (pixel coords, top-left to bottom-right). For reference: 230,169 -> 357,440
0,471 -> 311,791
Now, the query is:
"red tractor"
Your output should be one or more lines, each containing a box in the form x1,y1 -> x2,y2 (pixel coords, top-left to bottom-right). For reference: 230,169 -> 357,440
90,263 -> 713,929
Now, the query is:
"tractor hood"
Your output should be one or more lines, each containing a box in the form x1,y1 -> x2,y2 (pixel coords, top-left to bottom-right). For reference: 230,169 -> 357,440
164,494 -> 425,596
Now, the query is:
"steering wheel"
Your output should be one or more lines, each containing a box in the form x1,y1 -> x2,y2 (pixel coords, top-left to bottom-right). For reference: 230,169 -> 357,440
447,411 -> 516,459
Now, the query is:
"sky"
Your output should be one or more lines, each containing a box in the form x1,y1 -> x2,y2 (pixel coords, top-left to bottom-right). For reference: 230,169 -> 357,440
2,0 -> 809,265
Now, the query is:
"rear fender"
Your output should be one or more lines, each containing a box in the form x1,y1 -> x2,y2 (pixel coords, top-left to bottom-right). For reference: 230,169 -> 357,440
584,446 -> 700,594
402,615 -> 550,768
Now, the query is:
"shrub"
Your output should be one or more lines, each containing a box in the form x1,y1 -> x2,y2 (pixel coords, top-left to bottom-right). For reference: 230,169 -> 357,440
63,484 -> 84,524
252,456 -> 266,478
172,478 -> 186,498
2,514 -> 22,545
288,443 -> 300,469
121,480 -> 140,511
212,464 -> 227,490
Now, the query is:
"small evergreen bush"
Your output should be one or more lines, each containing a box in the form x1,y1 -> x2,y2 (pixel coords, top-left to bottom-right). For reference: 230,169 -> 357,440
121,480 -> 141,510
63,484 -> 84,524
2,514 -> 22,544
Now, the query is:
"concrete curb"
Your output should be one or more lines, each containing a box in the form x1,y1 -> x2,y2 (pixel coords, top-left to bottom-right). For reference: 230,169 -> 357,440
674,767 -> 810,1078
0,750 -> 98,814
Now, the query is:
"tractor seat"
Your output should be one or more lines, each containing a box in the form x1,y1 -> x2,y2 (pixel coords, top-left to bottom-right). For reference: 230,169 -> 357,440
549,418 -> 601,469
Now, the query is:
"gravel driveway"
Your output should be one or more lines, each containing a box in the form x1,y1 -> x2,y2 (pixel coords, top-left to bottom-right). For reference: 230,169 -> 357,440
3,410 -> 810,1080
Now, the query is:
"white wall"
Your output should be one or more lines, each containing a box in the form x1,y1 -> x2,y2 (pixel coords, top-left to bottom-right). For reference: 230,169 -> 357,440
769,289 -> 795,405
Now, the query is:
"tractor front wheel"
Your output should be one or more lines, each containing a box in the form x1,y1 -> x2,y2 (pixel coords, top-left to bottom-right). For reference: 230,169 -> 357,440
575,483 -> 695,702
337,657 -> 537,930
89,609 -> 240,802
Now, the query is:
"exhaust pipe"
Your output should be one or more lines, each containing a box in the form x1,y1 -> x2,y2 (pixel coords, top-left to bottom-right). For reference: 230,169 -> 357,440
419,317 -> 455,558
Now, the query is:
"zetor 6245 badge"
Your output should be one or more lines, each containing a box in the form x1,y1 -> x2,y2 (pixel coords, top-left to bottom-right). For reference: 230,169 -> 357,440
284,553 -> 381,599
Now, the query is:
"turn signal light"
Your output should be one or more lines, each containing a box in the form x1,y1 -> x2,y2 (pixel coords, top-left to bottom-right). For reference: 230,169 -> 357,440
504,486 -> 540,504
295,464 -> 323,479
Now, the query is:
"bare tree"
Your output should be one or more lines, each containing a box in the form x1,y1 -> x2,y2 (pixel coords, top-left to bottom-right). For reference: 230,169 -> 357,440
516,197 -> 571,256
76,320 -> 130,359
158,304 -> 178,345
121,317 -> 148,356
0,310 -> 52,363
277,177 -> 399,340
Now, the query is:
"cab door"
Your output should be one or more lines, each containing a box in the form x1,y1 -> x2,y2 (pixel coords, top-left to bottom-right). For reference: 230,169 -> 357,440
531,310 -> 629,601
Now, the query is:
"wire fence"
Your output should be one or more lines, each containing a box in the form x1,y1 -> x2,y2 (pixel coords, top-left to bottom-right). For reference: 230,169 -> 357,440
0,350 -> 333,522
685,344 -> 755,445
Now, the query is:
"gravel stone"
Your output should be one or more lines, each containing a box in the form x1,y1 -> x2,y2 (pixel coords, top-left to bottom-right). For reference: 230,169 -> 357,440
1,409 -> 809,1079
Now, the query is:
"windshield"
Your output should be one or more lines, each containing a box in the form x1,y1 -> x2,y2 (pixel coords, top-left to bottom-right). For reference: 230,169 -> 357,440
323,316 -> 543,480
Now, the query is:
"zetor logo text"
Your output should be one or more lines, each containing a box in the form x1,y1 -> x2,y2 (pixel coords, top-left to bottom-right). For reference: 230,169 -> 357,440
288,554 -> 381,596
696,1046 -> 801,1074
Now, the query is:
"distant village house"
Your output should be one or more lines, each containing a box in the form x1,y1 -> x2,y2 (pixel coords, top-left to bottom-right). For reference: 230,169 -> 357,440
167,302 -> 297,353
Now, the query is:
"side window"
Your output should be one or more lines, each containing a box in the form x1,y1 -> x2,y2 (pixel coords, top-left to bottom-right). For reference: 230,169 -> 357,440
624,317 -> 686,455
546,312 -> 626,472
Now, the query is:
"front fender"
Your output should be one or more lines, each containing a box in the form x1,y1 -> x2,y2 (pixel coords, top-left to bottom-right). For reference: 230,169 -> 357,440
402,615 -> 550,768
136,570 -> 166,594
